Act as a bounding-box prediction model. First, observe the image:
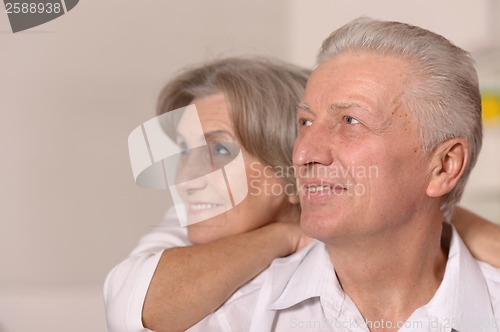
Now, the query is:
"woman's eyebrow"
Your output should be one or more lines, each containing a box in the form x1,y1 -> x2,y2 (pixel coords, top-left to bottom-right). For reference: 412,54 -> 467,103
176,130 -> 234,143
204,130 -> 234,142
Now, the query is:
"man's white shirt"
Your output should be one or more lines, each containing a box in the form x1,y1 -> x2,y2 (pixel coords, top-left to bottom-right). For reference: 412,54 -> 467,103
248,226 -> 500,332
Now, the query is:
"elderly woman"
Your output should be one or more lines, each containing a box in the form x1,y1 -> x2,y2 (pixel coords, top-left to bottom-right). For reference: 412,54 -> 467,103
104,57 -> 500,332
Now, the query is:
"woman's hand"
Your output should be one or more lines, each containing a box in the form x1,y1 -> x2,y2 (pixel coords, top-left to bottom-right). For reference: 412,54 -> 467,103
275,205 -> 314,254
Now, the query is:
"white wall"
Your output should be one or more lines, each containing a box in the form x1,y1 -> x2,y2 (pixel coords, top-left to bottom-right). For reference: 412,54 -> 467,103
285,0 -> 492,67
1,1 -> 498,332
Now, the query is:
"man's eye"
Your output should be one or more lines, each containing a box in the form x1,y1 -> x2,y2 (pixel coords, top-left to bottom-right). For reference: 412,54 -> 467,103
299,118 -> 313,126
344,116 -> 359,125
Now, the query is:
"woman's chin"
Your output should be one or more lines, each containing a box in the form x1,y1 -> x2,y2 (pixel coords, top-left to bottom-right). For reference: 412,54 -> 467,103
187,218 -> 228,244
188,230 -> 222,244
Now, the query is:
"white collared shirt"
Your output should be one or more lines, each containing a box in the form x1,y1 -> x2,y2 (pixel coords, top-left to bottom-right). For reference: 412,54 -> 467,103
189,225 -> 500,331
248,226 -> 500,332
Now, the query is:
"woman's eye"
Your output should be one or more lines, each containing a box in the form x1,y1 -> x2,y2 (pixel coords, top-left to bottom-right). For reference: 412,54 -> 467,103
344,116 -> 359,125
299,118 -> 313,127
212,143 -> 230,156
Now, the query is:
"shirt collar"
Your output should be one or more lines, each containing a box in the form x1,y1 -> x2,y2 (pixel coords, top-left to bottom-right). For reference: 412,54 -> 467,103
268,240 -> 346,316
407,225 -> 498,332
266,225 -> 498,332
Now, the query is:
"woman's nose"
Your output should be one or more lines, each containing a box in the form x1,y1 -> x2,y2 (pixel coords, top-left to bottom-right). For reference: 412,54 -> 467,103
175,148 -> 212,194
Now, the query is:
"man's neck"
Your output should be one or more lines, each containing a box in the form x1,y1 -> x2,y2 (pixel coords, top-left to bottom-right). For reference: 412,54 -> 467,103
326,214 -> 448,330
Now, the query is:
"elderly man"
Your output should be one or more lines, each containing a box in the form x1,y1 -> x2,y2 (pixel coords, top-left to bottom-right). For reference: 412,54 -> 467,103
248,18 -> 500,332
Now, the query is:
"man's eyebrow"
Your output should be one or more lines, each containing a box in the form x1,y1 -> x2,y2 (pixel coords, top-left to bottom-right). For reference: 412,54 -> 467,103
330,102 -> 373,115
330,102 -> 361,110
297,102 -> 310,110
298,102 -> 372,113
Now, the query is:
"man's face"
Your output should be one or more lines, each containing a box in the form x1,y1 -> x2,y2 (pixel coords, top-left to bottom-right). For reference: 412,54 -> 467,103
293,52 -> 433,243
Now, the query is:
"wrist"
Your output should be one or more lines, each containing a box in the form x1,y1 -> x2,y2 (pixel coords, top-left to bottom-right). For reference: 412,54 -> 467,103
263,222 -> 299,257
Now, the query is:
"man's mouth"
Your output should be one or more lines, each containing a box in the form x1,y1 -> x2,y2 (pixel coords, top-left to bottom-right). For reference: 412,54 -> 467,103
301,182 -> 348,197
305,184 -> 332,193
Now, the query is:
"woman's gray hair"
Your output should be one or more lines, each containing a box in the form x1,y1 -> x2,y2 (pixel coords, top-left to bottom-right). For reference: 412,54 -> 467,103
156,57 -> 310,189
318,17 -> 483,221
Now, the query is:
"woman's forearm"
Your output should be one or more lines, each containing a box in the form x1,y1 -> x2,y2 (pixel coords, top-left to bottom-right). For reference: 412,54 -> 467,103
452,206 -> 500,267
142,222 -> 301,332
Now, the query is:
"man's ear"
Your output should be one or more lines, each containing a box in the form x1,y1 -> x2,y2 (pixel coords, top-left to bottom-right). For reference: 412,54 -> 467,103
426,138 -> 469,198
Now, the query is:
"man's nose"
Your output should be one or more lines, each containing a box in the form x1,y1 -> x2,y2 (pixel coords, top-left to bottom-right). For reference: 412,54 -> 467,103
293,122 -> 334,167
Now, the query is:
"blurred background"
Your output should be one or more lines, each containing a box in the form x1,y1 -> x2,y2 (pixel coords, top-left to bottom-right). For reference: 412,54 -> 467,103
1,1 -> 499,331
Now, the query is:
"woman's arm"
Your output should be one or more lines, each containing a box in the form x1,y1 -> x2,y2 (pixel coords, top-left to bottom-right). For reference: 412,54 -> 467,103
452,206 -> 500,267
142,221 -> 305,332
104,211 -> 190,332
104,207 -> 309,332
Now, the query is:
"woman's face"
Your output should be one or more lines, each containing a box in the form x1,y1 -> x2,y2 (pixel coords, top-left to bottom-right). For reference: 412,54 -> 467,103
175,93 -> 297,244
